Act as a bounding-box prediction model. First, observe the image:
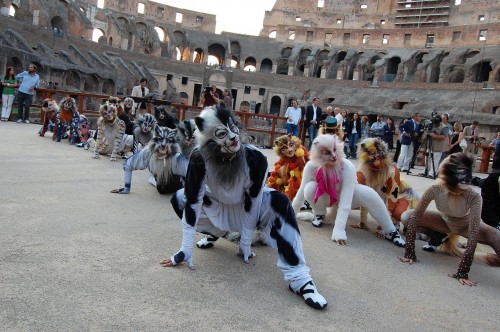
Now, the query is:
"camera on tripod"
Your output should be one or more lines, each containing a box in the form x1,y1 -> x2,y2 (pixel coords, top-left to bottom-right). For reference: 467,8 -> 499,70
422,110 -> 442,134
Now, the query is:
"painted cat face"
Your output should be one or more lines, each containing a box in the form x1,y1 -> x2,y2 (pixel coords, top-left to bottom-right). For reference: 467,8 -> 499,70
100,101 -> 118,122
153,125 -> 178,157
274,134 -> 301,158
310,134 -> 344,167
138,114 -> 156,133
60,97 -> 76,112
195,106 -> 241,154
359,138 -> 388,170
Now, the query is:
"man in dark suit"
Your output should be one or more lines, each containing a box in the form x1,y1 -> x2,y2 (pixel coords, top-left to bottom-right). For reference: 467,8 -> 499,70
397,112 -> 421,172
304,97 -> 322,150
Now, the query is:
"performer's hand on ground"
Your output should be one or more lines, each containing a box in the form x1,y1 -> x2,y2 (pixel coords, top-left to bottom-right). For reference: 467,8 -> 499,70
160,258 -> 174,267
160,258 -> 195,270
399,256 -> 414,264
335,239 -> 348,246
92,154 -> 100,159
449,274 -> 476,286
237,247 -> 255,263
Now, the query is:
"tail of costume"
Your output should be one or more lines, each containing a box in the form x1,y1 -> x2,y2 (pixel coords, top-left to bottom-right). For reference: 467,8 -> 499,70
439,235 -> 500,267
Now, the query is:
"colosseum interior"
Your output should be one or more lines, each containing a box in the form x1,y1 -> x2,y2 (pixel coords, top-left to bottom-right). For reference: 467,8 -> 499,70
0,0 -> 498,141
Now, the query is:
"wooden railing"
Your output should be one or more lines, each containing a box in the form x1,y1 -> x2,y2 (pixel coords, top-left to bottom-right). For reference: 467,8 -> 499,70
34,88 -> 302,147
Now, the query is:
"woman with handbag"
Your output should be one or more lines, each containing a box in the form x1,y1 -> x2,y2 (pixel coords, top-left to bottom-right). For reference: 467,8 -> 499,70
449,122 -> 465,155
1,67 -> 18,121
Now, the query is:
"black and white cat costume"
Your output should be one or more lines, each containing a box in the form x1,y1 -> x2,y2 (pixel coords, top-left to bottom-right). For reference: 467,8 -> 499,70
111,124 -> 191,194
133,113 -> 157,154
163,105 -> 327,309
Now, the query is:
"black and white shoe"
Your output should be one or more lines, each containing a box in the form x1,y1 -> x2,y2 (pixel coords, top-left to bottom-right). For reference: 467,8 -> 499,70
385,230 -> 405,247
196,235 -> 219,249
289,281 -> 327,309
300,201 -> 311,211
312,215 -> 324,228
422,235 -> 449,252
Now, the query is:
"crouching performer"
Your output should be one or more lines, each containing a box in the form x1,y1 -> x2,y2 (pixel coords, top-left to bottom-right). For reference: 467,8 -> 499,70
161,106 -> 328,309
399,153 -> 500,286
291,134 -> 405,247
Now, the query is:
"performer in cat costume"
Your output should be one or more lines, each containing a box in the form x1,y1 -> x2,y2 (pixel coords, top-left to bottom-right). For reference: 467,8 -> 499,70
353,138 -> 418,232
266,134 -> 309,201
133,113 -> 156,153
162,105 -> 328,309
291,134 -> 405,247
110,120 -> 195,194
93,97 -> 133,161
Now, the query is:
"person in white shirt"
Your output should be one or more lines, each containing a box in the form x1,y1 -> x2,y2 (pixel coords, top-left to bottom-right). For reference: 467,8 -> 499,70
285,99 -> 302,137
131,78 -> 149,116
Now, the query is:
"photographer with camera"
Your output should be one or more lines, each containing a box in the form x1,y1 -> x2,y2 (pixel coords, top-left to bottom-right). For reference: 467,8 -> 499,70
201,85 -> 220,108
419,112 -> 450,179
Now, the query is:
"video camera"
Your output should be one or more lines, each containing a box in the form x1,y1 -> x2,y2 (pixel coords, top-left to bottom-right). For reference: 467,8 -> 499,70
422,110 -> 442,133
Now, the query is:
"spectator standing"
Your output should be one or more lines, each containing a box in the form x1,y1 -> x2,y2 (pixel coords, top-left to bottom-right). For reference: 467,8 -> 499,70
462,120 -> 480,169
131,78 -> 149,116
370,114 -> 385,138
360,115 -> 370,140
448,122 -> 465,155
489,132 -> 500,147
1,67 -> 17,121
334,107 -> 343,126
201,85 -> 219,108
16,63 -> 40,124
420,118 -> 449,178
393,119 -> 405,163
324,106 -> 334,119
347,113 -> 361,159
304,97 -> 322,150
382,117 -> 396,150
438,113 -> 454,165
222,89 -> 232,110
284,99 -> 301,137
397,113 -> 422,172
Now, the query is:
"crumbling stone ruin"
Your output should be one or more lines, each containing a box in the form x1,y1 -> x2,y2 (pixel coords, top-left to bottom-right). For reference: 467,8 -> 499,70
0,0 -> 498,136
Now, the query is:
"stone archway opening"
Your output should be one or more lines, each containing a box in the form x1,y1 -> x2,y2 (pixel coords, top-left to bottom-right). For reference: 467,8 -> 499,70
270,96 -> 282,115
385,57 -> 401,82
260,58 -> 273,73
66,70 -> 81,90
208,43 -> 226,66
193,48 -> 204,63
470,61 -> 492,83
84,74 -> 99,92
244,57 -> 256,72
92,28 -> 104,42
102,79 -> 115,95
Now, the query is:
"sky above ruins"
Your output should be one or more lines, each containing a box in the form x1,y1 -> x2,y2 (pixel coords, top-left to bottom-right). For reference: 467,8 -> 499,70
153,0 -> 275,35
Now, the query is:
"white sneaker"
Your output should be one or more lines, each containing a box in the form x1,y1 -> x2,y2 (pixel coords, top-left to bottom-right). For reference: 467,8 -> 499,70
16,119 -> 23,123
24,120 -> 30,124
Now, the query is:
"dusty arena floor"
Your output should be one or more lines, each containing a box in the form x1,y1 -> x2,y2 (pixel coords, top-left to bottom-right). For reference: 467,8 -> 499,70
0,121 -> 498,331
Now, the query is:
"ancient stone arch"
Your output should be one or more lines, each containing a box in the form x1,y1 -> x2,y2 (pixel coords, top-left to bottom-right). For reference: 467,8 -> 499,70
66,70 -> 81,90
84,74 -> 100,92
260,58 -> 273,73
193,48 -> 204,63
385,57 -> 401,82
469,61 -> 492,82
244,57 -> 257,71
270,96 -> 282,115
208,72 -> 226,87
347,51 -> 364,80
230,41 -> 241,64
297,48 -> 311,75
50,16 -> 65,31
208,43 -> 226,64
102,78 -> 115,95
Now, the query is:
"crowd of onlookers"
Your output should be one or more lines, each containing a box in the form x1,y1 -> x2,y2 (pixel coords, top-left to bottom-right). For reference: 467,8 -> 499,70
282,98 -> 499,173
